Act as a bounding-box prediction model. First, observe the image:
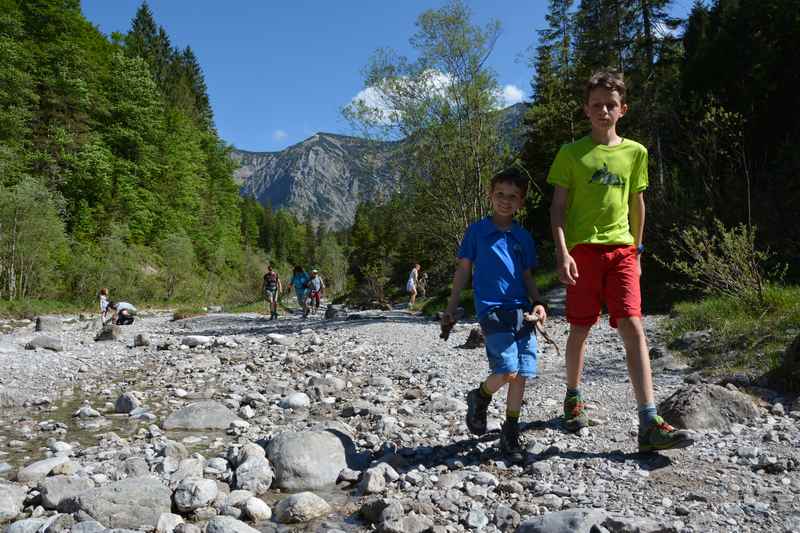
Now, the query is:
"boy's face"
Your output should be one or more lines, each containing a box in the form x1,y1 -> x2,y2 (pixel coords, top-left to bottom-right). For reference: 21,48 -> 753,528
584,87 -> 627,131
489,181 -> 525,218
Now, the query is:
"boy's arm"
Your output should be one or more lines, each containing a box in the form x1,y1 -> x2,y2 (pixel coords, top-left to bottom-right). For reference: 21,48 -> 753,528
442,258 -> 472,325
629,191 -> 645,275
550,186 -> 579,285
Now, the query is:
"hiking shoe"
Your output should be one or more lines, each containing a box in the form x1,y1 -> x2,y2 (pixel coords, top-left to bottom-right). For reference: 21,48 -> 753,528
563,394 -> 589,432
499,421 -> 525,464
465,388 -> 490,435
638,416 -> 695,453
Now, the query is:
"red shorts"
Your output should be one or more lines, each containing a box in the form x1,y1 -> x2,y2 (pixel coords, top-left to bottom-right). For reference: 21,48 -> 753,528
566,244 -> 642,328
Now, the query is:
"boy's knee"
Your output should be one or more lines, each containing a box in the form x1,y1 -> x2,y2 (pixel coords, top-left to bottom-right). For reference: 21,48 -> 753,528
501,372 -> 518,383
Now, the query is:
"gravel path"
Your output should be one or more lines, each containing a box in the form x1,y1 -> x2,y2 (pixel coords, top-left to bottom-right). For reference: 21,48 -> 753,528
0,294 -> 798,532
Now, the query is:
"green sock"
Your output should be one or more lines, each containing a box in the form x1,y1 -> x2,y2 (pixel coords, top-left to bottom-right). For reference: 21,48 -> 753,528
566,387 -> 580,399
506,410 -> 520,425
479,382 -> 493,399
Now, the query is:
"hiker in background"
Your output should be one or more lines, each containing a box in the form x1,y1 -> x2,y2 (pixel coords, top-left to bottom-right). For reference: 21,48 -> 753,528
262,264 -> 282,320
305,269 -> 325,316
107,301 -> 137,325
99,288 -> 110,323
406,263 -> 420,306
287,265 -> 310,316
418,271 -> 429,298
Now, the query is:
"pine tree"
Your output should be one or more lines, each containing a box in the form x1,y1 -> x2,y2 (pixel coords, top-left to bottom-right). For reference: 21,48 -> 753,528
125,2 -> 158,63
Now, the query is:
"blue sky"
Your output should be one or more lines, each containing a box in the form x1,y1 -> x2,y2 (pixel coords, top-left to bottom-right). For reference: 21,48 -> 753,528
80,1 -> 693,153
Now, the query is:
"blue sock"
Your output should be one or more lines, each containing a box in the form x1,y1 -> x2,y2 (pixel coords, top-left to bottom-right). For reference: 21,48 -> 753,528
566,387 -> 580,398
638,403 -> 658,426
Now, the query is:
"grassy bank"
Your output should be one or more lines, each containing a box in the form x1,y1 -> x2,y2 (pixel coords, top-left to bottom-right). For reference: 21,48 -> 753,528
666,285 -> 800,387
0,299 -> 94,319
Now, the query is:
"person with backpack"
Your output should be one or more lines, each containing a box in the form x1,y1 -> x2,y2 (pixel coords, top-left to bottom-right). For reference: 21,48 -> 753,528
107,301 -> 137,325
262,264 -> 282,320
305,269 -> 325,316
287,265 -> 310,316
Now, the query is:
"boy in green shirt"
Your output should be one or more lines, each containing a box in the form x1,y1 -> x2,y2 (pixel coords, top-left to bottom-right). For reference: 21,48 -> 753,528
548,70 -> 694,452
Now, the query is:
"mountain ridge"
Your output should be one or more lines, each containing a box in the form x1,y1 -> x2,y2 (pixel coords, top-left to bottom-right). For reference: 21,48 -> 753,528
232,102 -> 527,229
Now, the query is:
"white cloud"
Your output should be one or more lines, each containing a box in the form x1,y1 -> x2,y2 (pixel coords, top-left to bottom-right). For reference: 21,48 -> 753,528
349,69 -> 455,126
350,73 -> 524,121
272,129 -> 288,141
499,84 -> 525,107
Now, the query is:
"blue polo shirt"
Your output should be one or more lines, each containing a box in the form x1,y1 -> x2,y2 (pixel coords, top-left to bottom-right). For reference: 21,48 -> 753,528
458,217 -> 538,319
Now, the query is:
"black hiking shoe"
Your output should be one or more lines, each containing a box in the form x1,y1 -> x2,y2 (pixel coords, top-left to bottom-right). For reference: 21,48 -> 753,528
465,388 -> 490,435
500,421 -> 525,464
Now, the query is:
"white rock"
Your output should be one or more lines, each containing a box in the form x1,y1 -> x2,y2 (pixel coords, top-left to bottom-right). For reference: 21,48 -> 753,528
181,335 -> 212,347
280,392 -> 311,409
243,497 -> 272,521
155,512 -> 184,533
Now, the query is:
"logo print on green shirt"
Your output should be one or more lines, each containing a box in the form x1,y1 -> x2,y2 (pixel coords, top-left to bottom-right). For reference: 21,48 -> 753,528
588,163 -> 624,187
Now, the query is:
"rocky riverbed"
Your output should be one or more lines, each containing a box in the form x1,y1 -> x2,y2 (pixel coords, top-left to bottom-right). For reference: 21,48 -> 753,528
0,297 -> 799,533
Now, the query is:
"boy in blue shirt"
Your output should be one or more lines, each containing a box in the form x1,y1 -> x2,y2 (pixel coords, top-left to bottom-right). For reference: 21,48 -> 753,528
442,167 -> 547,463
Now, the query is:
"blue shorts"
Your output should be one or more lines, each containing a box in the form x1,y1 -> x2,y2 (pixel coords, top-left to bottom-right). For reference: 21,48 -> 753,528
479,307 -> 538,378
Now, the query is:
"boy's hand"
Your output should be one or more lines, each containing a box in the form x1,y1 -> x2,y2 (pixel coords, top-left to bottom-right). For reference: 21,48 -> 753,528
558,254 -> 579,286
440,309 -> 457,340
524,304 -> 547,325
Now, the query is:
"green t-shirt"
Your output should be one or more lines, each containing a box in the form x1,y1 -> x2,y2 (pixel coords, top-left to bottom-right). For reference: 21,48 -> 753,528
547,136 -> 648,250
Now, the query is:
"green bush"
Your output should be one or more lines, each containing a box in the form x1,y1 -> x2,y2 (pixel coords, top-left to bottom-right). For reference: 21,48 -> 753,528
667,285 -> 800,383
657,219 -> 775,307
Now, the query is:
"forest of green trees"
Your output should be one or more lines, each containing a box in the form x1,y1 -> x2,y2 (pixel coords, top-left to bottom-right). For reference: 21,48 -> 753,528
0,0 -> 345,308
346,0 -> 800,309
1,0 -> 798,314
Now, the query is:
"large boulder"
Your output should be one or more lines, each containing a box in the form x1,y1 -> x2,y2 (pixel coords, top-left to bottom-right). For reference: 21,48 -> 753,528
35,316 -> 61,333
16,456 -> 71,484
266,430 -> 351,491
274,492 -> 331,524
516,508 -> 607,532
94,325 -> 120,342
173,478 -> 218,512
658,384 -> 761,431
0,481 -> 27,523
234,457 -> 274,495
205,516 -> 260,533
163,401 -> 242,430
4,517 -> 49,533
24,336 -> 63,352
115,392 -> 141,414
58,477 -> 171,529
39,475 -> 94,510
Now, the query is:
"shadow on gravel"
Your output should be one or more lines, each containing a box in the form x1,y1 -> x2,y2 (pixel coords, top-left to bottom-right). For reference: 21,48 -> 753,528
176,311 -> 435,339
541,449 -> 674,471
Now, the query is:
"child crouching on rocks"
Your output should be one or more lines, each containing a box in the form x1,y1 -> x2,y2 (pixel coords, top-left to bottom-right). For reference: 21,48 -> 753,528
441,166 -> 547,463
